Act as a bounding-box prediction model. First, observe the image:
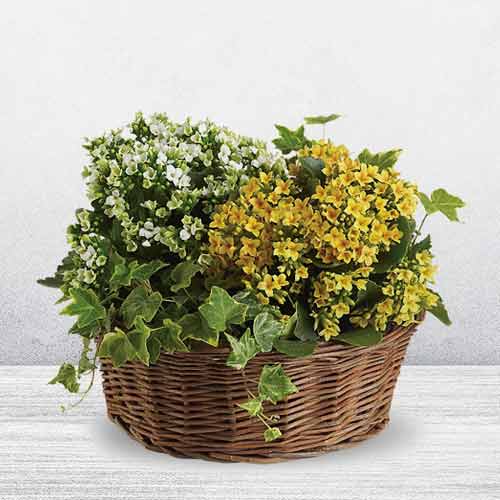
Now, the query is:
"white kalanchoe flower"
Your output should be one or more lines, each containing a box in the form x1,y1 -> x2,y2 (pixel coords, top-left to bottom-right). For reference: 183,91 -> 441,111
179,228 -> 191,241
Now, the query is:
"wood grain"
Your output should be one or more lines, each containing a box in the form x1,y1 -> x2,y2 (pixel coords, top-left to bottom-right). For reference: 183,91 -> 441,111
0,366 -> 499,500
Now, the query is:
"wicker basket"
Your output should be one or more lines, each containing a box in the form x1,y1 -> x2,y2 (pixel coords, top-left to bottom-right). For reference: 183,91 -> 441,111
100,321 -> 418,463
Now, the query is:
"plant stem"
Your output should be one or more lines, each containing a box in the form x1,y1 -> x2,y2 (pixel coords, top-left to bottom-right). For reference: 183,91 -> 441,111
411,214 -> 429,246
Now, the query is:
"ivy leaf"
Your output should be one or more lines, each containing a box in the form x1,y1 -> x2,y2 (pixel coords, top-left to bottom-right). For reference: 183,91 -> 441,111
170,261 -> 202,293
264,427 -> 282,442
109,262 -> 131,290
418,189 -> 465,222
253,312 -> 283,352
304,113 -> 341,125
357,148 -> 402,170
258,364 -> 298,404
77,338 -> 94,375
60,288 -> 106,328
238,398 -> 263,416
272,124 -> 309,154
38,253 -> 75,289
179,312 -> 219,346
48,363 -> 79,393
293,301 -> 317,341
199,286 -> 248,333
155,318 -> 189,353
409,235 -> 432,260
274,338 -> 316,358
427,294 -> 452,325
97,329 -> 135,367
335,326 -> 382,347
128,317 -> 151,365
147,336 -> 162,364
225,329 -> 260,370
373,217 -> 415,273
130,260 -> 167,281
120,287 -> 162,327
356,280 -> 383,307
233,290 -> 266,320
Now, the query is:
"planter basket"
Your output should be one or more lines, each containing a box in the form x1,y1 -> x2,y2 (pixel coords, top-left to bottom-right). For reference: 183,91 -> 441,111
100,321 -> 418,463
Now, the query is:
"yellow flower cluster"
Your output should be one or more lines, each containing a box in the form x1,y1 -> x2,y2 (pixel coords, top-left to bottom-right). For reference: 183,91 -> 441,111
350,250 -> 439,332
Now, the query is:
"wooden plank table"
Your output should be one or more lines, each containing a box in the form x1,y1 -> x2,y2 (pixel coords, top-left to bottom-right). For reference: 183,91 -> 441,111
1,366 -> 498,500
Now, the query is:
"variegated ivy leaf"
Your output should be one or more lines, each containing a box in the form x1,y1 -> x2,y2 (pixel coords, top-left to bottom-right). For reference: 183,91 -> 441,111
253,312 -> 283,352
154,318 -> 189,353
418,189 -> 465,222
199,286 -> 248,333
49,363 -> 80,393
264,427 -> 282,442
120,286 -> 162,327
127,317 -> 152,365
170,261 -> 202,293
77,338 -> 94,375
97,329 -> 135,367
225,329 -> 259,370
258,364 -> 298,404
110,258 -> 166,290
357,148 -> 402,170
60,288 -> 106,328
335,326 -> 382,347
274,338 -> 316,358
238,398 -> 263,416
179,312 -> 218,346
304,113 -> 341,125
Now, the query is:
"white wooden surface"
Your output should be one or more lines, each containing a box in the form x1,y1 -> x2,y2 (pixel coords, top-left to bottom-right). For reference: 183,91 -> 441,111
1,366 -> 499,500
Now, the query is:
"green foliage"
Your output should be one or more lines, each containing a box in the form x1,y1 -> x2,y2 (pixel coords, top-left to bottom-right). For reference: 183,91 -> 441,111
409,235 -> 432,259
427,294 -> 452,325
258,364 -> 298,404
225,329 -> 259,369
49,363 -> 80,393
154,318 -> 189,353
60,288 -> 106,328
199,286 -> 247,333
418,189 -> 465,221
98,329 -> 135,367
272,124 -> 309,154
274,338 -> 316,357
179,312 -> 218,346
264,427 -> 282,442
299,157 -> 325,180
357,148 -> 402,169
373,217 -> 415,273
356,281 -> 383,307
127,318 -> 151,364
253,312 -> 283,352
233,290 -> 267,320
335,326 -> 383,347
120,287 -> 162,327
110,258 -> 167,291
304,113 -> 341,125
292,301 -> 317,341
78,338 -> 94,375
170,261 -> 202,293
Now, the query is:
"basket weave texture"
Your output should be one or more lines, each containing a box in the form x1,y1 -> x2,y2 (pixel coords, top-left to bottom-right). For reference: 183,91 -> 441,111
100,321 -> 417,463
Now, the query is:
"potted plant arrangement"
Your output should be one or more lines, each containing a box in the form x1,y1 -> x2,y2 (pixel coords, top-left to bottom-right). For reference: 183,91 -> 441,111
40,112 -> 464,462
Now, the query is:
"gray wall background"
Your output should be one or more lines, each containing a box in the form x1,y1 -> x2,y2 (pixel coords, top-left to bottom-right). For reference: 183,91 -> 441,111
1,0 -> 499,365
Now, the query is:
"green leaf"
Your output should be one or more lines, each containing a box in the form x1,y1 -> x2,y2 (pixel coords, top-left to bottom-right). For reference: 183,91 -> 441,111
130,260 -> 167,281
199,286 -> 248,333
147,336 -> 162,364
233,290 -> 266,320
253,312 -> 283,352
225,329 -> 260,370
409,235 -> 432,260
170,261 -> 202,293
120,287 -> 162,327
37,276 -> 64,288
373,217 -> 415,273
356,280 -> 383,307
299,157 -> 325,180
109,262 -> 131,290
357,148 -> 402,170
38,253 -> 75,289
77,338 -> 94,375
60,288 -> 106,328
128,317 -> 151,364
238,398 -> 263,416
272,124 -> 309,154
258,364 -> 298,404
155,318 -> 189,353
304,113 -> 341,125
274,338 -> 316,358
264,427 -> 282,442
418,189 -> 465,222
179,312 -> 219,346
335,326 -> 382,347
428,294 -> 452,325
293,301 -> 317,341
49,363 -> 79,393
97,329 -> 135,367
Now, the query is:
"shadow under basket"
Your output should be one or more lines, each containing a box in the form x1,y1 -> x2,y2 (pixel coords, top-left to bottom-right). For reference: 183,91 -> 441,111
99,321 -> 418,463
